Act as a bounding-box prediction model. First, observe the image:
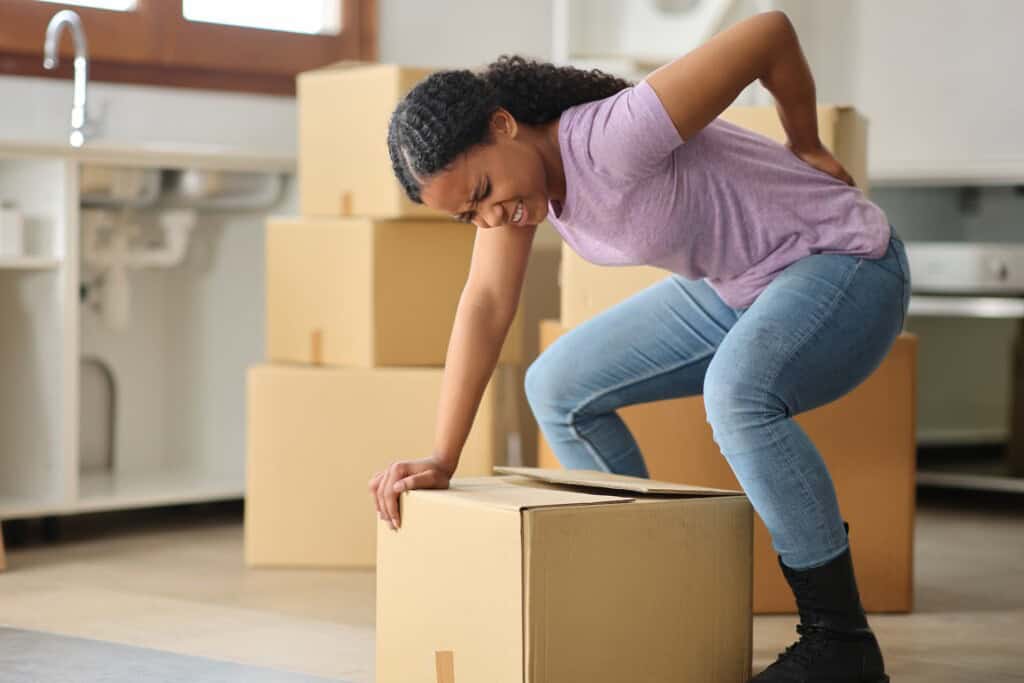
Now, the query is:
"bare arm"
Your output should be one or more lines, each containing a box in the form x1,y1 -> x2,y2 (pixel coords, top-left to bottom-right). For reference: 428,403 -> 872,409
645,10 -> 820,152
432,221 -> 536,468
370,221 -> 535,529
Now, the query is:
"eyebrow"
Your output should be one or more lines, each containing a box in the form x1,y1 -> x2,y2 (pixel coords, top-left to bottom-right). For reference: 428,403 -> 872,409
454,177 -> 487,223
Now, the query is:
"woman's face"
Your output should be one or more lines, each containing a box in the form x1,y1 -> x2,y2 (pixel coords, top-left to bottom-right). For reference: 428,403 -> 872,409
419,110 -> 551,230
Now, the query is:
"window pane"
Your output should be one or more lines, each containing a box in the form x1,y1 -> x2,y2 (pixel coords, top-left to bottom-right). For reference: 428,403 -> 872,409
182,0 -> 341,35
38,0 -> 137,9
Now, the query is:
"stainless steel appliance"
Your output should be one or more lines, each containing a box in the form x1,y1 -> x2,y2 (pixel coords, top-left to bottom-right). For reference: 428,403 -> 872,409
905,241 -> 1024,493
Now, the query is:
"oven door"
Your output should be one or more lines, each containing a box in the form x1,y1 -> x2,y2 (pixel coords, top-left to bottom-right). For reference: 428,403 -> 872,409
906,241 -> 1024,492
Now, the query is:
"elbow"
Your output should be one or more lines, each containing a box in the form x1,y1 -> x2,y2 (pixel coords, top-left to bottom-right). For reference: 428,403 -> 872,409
758,10 -> 800,84
765,10 -> 797,44
763,9 -> 794,30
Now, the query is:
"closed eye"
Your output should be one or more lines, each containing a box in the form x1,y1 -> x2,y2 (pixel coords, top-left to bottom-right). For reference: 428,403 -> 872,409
454,176 -> 491,224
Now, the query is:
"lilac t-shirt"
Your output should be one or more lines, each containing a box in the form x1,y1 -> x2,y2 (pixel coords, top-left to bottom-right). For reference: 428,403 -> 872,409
546,80 -> 891,309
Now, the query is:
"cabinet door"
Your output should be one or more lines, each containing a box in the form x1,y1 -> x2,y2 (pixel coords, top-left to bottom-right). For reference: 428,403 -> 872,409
0,157 -> 77,516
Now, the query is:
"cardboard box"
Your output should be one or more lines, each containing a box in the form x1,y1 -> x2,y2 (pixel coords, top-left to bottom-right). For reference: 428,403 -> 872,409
561,105 -> 869,328
560,248 -> 667,328
377,467 -> 753,683
514,241 -> 562,465
245,364 -> 518,568
266,216 -> 522,367
537,321 -> 916,613
298,62 -> 443,220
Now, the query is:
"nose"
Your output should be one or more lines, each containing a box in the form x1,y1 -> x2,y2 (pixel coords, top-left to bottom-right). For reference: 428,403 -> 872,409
475,201 -> 507,229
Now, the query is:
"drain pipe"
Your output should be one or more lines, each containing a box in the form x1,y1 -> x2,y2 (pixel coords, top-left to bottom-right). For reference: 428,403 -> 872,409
82,209 -> 197,330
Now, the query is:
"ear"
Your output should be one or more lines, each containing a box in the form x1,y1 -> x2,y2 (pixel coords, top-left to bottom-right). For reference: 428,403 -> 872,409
489,108 -> 519,140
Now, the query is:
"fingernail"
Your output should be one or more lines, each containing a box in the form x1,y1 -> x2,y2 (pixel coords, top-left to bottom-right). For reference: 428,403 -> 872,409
391,518 -> 399,530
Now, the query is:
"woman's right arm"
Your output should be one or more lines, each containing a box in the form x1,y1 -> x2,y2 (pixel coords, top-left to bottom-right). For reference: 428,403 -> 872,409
369,221 -> 536,529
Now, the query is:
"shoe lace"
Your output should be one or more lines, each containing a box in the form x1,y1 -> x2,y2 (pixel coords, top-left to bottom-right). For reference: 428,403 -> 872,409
773,623 -> 830,669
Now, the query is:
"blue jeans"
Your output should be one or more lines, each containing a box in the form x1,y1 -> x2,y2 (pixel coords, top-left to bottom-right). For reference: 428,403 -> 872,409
526,227 -> 911,569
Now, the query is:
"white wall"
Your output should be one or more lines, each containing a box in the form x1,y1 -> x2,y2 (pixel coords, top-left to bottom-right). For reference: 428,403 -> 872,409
569,0 -> 770,67
780,0 -> 1024,182
379,0 -> 553,68
0,75 -> 297,155
772,0 -> 858,107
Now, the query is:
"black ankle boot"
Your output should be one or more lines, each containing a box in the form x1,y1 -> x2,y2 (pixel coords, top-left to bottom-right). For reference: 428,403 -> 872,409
751,524 -> 889,683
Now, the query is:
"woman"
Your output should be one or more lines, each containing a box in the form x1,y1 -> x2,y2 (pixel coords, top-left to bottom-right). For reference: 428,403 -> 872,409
370,11 -> 906,682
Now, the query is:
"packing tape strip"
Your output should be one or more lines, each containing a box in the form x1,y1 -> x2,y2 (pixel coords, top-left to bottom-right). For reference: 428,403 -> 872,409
435,650 -> 455,683
310,329 -> 323,366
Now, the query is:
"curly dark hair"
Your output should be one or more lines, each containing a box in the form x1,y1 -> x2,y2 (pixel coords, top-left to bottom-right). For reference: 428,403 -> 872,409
387,55 -> 632,203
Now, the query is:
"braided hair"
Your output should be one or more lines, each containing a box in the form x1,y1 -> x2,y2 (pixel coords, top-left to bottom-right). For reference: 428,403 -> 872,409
387,55 -> 631,203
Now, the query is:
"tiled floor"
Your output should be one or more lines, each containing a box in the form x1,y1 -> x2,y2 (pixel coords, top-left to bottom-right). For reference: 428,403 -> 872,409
1,489 -> 1021,682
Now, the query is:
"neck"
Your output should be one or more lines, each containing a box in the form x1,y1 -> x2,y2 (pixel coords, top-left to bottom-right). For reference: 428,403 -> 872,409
527,117 -> 566,203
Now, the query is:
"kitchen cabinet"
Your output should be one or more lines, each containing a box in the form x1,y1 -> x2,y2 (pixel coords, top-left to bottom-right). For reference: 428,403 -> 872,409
0,141 -> 293,523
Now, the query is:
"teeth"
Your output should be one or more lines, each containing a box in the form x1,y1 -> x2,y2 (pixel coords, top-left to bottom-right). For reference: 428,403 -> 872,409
512,201 -> 523,224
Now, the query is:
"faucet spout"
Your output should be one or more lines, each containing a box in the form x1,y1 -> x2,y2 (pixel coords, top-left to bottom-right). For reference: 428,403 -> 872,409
43,10 -> 90,147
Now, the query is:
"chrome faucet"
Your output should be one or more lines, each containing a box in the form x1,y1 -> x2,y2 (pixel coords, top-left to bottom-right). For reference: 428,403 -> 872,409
43,10 -> 90,148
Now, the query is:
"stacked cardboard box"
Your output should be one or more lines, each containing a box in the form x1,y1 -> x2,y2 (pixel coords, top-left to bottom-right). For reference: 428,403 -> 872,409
544,105 -> 918,614
246,64 -> 522,568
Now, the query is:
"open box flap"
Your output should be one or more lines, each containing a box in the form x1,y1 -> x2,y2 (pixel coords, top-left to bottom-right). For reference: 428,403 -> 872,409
494,466 -> 743,497
410,476 -> 633,512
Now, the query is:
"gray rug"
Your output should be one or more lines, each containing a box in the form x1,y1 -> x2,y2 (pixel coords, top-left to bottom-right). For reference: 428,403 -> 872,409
0,627 -> 344,682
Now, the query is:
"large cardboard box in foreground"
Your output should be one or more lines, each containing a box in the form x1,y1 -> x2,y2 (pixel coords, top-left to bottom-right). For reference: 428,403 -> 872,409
537,321 -> 917,613
266,216 -> 522,367
377,467 -> 753,683
561,105 -> 869,328
298,62 -> 441,220
245,364 -> 518,568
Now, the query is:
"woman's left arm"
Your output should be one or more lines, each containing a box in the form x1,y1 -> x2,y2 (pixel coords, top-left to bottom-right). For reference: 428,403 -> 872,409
646,10 -> 819,152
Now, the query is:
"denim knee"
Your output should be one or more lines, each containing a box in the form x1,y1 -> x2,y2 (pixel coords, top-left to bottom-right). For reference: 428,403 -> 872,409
525,352 -> 568,425
702,366 -> 787,453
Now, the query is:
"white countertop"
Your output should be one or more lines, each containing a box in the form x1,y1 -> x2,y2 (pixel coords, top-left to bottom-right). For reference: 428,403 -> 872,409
0,139 -> 295,173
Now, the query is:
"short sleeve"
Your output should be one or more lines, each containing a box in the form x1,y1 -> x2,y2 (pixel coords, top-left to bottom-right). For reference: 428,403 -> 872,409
564,79 -> 684,180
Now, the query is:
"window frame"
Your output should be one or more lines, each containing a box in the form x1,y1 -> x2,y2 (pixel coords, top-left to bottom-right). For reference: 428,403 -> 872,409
0,0 -> 377,95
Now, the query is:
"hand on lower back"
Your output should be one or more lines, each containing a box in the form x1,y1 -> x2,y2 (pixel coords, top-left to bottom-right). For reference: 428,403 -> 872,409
367,455 -> 456,531
787,141 -> 856,187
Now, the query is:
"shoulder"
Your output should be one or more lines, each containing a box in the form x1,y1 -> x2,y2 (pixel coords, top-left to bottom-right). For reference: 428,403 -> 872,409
561,80 -> 682,179
562,81 -> 669,136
